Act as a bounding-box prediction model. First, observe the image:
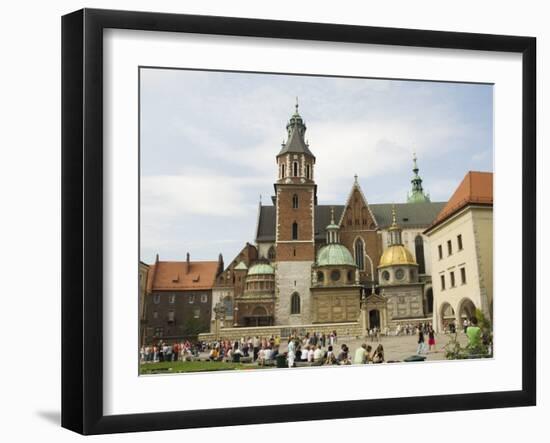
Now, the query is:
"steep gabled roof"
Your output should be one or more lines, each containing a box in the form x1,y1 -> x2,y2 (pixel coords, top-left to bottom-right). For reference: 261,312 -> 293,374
146,261 -> 219,292
337,178 -> 379,228
371,202 -> 445,229
255,202 -> 445,242
425,171 -> 493,233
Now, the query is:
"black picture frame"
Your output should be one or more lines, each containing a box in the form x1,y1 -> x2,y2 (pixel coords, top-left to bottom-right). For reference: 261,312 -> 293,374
61,8 -> 536,435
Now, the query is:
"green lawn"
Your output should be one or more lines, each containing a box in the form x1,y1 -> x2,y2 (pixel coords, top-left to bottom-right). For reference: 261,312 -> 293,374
139,360 -> 272,374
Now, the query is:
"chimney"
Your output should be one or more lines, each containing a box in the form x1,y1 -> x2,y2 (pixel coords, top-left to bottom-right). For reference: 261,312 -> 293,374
186,252 -> 190,274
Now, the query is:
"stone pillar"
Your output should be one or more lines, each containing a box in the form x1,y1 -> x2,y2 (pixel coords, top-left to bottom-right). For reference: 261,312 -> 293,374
360,304 -> 368,338
381,307 -> 387,331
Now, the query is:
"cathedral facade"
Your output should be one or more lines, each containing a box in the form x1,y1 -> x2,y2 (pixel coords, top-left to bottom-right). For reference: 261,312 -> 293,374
209,104 -> 446,336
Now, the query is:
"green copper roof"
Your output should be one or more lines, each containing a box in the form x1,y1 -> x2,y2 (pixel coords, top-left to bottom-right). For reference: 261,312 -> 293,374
407,153 -> 431,203
247,263 -> 275,275
317,244 -> 356,267
407,190 -> 431,203
234,261 -> 248,270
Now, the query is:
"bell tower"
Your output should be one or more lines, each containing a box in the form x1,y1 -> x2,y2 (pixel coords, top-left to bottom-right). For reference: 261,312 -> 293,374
274,99 -> 316,262
273,100 -> 316,325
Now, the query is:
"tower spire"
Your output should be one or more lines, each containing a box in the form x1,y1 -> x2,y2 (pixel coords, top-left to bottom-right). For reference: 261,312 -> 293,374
277,101 -> 315,158
407,152 -> 430,203
326,206 -> 340,244
388,204 -> 403,245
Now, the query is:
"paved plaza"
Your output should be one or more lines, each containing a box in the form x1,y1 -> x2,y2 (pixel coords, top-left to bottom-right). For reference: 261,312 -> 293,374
195,332 -> 470,364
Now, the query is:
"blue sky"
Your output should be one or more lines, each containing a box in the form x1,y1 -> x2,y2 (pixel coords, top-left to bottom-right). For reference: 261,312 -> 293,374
140,68 -> 493,264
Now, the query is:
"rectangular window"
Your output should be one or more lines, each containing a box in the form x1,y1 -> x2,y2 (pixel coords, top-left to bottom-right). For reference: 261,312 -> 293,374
193,308 -> 200,319
440,275 -> 446,290
447,240 -> 453,256
457,234 -> 463,250
169,294 -> 175,304
450,271 -> 455,287
188,295 -> 195,304
460,267 -> 467,284
167,311 -> 175,323
154,327 -> 163,337
201,293 -> 208,303
438,245 -> 443,260
153,311 -> 158,319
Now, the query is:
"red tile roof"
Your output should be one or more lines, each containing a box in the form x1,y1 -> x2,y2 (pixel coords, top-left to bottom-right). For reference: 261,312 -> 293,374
146,260 -> 219,292
426,171 -> 493,233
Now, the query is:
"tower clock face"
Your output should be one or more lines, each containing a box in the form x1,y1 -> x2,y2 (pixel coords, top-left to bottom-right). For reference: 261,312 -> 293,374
395,269 -> 405,280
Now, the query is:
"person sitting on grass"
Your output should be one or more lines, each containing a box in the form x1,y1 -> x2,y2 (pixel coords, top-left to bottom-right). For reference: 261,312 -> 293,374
209,346 -> 220,361
257,347 -> 266,365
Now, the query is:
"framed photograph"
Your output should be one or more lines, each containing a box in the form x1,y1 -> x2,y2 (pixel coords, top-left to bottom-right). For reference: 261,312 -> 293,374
62,8 -> 536,435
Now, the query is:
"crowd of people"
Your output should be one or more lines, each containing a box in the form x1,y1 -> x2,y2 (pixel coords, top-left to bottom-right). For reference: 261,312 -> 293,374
140,340 -> 202,363
141,320 -> 488,366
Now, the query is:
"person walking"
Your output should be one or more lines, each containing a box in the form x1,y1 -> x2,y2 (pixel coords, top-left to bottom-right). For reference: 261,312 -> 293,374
417,327 -> 426,355
428,326 -> 436,351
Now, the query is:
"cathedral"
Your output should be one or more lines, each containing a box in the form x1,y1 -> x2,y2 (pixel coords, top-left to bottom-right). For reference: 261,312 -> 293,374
208,103 -> 446,337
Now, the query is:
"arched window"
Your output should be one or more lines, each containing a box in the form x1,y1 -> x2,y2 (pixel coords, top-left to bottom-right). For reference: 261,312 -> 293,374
306,164 -> 311,179
268,246 -> 276,260
292,222 -> 298,240
415,235 -> 426,274
293,162 -> 298,177
292,194 -> 299,209
281,163 -> 286,178
223,296 -> 233,317
355,238 -> 365,270
290,293 -> 300,314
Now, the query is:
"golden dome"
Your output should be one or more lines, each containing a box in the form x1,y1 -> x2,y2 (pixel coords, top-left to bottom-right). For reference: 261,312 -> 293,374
378,245 -> 417,268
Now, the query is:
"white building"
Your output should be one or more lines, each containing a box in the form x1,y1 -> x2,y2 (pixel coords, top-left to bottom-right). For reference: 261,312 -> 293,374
424,171 -> 493,332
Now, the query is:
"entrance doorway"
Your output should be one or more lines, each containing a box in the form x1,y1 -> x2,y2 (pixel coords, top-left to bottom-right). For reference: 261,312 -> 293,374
425,288 -> 434,315
369,309 -> 380,329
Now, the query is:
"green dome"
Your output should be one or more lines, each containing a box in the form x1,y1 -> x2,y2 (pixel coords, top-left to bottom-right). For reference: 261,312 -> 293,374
317,244 -> 356,267
247,263 -> 275,275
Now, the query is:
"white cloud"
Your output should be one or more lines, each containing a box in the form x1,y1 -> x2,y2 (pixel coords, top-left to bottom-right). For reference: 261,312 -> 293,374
142,172 -> 263,218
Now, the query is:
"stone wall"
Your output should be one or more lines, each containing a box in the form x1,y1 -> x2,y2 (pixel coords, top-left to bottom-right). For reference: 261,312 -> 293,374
198,321 -> 363,342
275,260 -> 314,325
382,285 -> 425,320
